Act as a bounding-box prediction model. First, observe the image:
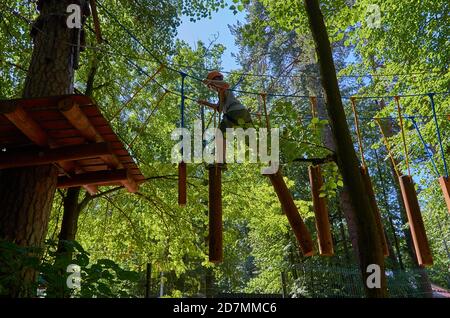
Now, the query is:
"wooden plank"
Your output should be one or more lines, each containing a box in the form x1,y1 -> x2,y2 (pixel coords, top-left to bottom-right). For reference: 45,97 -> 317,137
0,142 -> 113,169
28,110 -> 66,121
208,165 -> 223,263
1,104 -> 49,146
77,158 -> 108,166
80,165 -> 109,172
439,176 -> 450,214
58,169 -> 130,188
58,98 -> 103,142
267,170 -> 314,256
0,135 -> 30,146
1,95 -> 144,186
399,175 -> 433,267
79,104 -> 102,116
53,137 -> 86,145
0,95 -> 93,110
360,166 -> 389,257
46,129 -> 82,139
122,172 -> 138,193
39,121 -> 73,130
308,165 -> 333,256
178,161 -> 187,206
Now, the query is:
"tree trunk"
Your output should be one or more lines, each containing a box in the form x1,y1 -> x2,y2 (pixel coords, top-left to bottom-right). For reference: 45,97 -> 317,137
303,0 -> 387,297
57,188 -> 82,253
0,0 -> 88,297
305,51 -> 361,262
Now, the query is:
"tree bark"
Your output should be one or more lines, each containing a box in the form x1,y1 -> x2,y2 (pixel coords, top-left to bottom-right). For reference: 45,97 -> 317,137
0,0 -> 88,297
303,0 -> 387,297
306,64 -> 361,261
57,188 -> 82,252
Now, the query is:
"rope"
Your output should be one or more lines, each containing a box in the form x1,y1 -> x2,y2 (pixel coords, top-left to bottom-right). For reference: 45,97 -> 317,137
3,2 -> 450,103
261,93 -> 270,130
429,93 -> 449,178
395,96 -> 411,176
374,118 -> 401,179
180,72 -> 187,129
110,64 -> 164,122
350,97 -> 367,168
409,117 -> 440,177
128,90 -> 169,148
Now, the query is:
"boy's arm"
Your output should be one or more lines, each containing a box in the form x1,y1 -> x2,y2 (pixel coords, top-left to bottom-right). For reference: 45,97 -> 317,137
197,99 -> 219,111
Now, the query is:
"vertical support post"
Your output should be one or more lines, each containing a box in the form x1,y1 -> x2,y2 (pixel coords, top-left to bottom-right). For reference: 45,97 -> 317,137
178,72 -> 187,207
398,175 -> 433,267
360,166 -> 389,257
308,165 -> 333,256
178,162 -> 187,206
439,177 -> 450,214
145,263 -> 152,298
267,170 -> 314,256
208,165 -> 223,263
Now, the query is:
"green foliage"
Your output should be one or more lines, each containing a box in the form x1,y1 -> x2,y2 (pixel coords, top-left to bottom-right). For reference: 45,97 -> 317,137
1,0 -> 448,298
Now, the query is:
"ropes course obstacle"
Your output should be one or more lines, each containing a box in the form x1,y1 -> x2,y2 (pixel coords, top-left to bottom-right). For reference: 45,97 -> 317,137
307,97 -> 333,256
261,93 -> 314,257
208,164 -> 223,263
350,98 -> 389,257
0,95 -> 144,194
375,97 -> 433,267
266,170 -> 314,256
178,73 -> 188,207
308,165 -> 333,256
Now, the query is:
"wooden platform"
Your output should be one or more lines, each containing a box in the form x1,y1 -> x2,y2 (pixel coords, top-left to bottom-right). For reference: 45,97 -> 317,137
0,94 -> 144,194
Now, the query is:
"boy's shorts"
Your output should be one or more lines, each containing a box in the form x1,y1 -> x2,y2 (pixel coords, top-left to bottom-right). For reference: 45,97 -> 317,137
219,109 -> 253,135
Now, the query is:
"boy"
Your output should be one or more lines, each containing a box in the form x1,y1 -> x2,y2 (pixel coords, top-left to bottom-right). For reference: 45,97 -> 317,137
198,71 -> 253,134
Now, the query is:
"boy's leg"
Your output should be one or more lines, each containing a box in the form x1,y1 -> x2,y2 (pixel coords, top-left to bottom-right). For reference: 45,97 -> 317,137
218,118 -> 234,165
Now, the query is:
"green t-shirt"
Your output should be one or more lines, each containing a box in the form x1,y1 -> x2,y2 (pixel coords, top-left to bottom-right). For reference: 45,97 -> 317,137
220,89 -> 245,114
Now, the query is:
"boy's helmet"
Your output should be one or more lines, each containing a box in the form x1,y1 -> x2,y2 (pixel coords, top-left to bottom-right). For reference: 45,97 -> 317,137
206,70 -> 223,81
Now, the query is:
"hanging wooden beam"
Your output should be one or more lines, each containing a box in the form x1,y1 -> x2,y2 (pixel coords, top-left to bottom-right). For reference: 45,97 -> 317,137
267,170 -> 314,256
398,175 -> 433,267
360,166 -> 389,257
89,0 -> 103,44
58,169 -> 131,189
178,161 -> 187,206
439,176 -> 450,214
0,142 -> 112,169
1,103 -> 49,146
308,165 -> 333,256
208,165 -> 223,263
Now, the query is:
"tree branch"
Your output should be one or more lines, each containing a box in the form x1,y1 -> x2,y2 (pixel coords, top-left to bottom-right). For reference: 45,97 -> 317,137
292,153 -> 336,165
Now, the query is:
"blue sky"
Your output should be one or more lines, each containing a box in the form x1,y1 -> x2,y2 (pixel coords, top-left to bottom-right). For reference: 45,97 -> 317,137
176,6 -> 246,71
